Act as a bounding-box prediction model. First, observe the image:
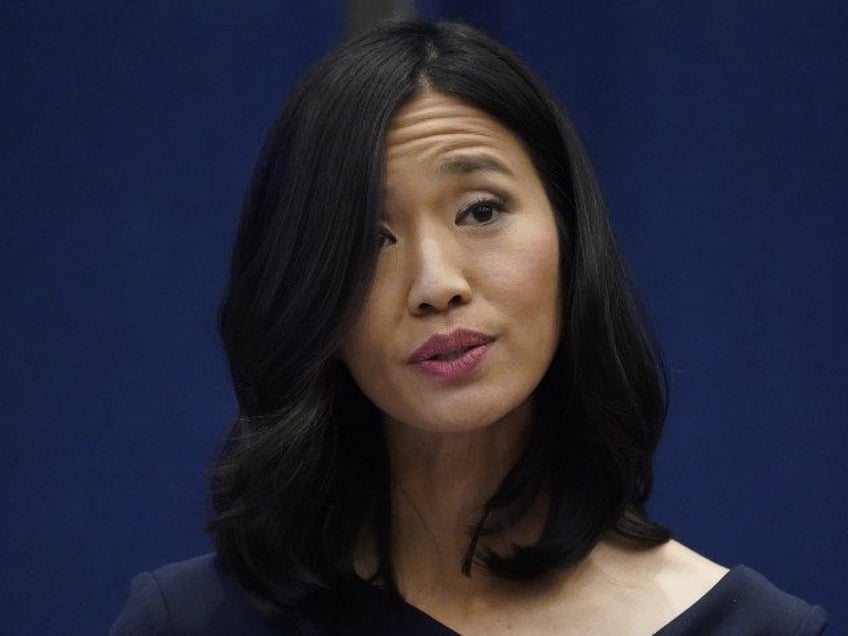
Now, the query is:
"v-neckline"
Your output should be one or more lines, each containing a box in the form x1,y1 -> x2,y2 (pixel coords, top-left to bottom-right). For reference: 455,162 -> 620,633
351,566 -> 741,635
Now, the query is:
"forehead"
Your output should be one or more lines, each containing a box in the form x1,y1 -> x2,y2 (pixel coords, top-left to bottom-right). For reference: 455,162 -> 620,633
385,92 -> 533,174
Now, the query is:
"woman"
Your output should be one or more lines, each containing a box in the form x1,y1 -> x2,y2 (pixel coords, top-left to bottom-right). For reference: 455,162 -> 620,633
112,19 -> 827,635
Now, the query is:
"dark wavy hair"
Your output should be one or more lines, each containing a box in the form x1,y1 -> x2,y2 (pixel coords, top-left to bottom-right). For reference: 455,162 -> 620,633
210,17 -> 670,621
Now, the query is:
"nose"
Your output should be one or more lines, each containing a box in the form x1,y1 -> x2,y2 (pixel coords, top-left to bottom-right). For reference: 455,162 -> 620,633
406,235 -> 472,316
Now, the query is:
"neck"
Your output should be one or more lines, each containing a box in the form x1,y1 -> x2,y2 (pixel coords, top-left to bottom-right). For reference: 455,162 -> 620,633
361,400 -> 546,600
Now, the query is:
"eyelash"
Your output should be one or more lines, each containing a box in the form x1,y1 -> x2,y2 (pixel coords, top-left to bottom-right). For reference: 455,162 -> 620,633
377,195 -> 509,248
377,228 -> 395,248
456,196 -> 508,226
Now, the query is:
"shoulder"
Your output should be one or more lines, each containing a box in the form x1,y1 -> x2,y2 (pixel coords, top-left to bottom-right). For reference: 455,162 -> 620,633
631,540 -> 828,635
651,539 -> 731,611
657,564 -> 828,635
109,554 -> 284,636
582,539 -> 827,635
587,538 -> 730,618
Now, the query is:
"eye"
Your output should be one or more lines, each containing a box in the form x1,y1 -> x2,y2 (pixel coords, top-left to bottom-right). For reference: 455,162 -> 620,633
377,227 -> 396,248
456,197 -> 507,226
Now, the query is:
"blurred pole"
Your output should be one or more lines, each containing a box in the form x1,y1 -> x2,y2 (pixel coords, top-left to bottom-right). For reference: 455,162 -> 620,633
346,0 -> 415,36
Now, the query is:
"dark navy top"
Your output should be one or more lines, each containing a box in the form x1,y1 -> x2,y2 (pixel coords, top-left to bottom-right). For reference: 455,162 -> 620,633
110,554 -> 828,635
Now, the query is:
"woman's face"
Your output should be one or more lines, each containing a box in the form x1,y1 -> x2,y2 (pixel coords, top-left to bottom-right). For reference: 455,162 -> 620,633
339,92 -> 561,434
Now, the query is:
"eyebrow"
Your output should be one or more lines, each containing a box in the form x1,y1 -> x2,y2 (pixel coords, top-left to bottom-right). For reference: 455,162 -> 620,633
434,154 -> 515,178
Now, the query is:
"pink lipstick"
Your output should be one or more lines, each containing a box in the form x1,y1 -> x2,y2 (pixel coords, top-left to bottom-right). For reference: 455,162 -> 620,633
409,329 -> 495,381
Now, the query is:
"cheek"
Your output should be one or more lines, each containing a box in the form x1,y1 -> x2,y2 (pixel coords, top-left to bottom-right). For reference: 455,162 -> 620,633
480,227 -> 561,320
340,309 -> 381,369
338,277 -> 400,390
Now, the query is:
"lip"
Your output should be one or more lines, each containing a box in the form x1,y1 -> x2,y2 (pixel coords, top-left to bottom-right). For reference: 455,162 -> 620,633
408,329 -> 495,381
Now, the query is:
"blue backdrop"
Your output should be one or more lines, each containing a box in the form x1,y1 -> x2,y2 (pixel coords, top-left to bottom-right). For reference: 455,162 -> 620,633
2,2 -> 845,634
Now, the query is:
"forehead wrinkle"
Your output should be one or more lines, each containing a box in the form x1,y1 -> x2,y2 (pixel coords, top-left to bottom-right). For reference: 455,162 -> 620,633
387,104 -> 506,147
387,118 -> 500,139
386,93 -> 520,162
385,133 -> 506,166
389,97 -> 495,129
435,153 -> 515,178
384,93 -> 529,197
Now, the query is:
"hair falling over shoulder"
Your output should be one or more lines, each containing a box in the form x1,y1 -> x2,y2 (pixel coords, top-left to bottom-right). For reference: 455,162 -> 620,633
208,18 -> 670,620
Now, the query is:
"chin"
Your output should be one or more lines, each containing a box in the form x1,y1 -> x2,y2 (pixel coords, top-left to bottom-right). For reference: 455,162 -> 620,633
387,398 -> 532,436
